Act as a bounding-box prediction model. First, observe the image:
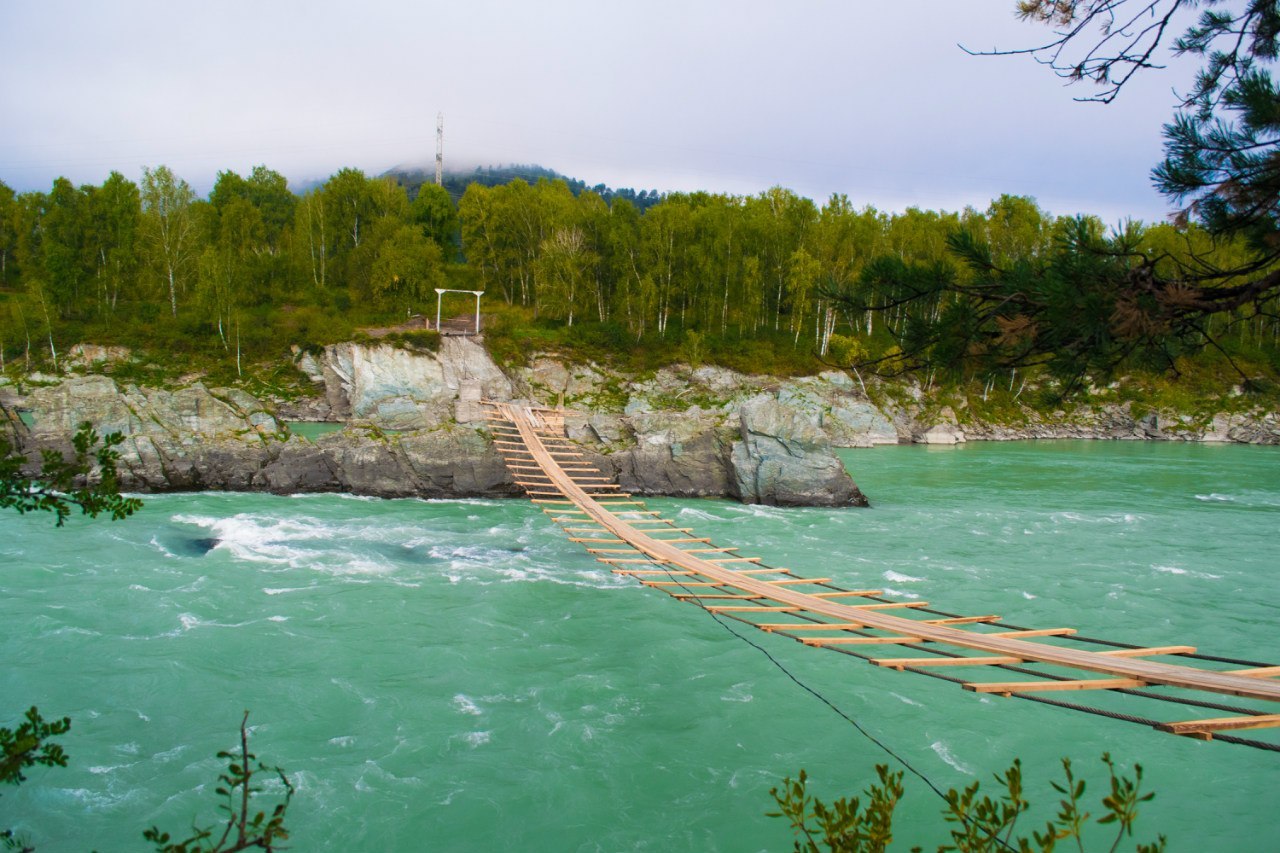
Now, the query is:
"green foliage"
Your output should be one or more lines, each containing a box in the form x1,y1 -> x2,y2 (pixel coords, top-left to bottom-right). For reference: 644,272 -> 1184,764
0,422 -> 142,526
384,329 -> 442,352
1,708 -> 71,852
829,215 -> 1280,392
0,706 -> 291,853
1,708 -> 70,789
143,713 -> 293,853
1153,1 -> 1280,245
769,766 -> 901,852
770,754 -> 1165,853
827,334 -> 868,368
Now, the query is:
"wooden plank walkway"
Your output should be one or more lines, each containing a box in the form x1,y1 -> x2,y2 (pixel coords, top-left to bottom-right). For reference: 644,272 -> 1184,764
484,402 -> 1280,747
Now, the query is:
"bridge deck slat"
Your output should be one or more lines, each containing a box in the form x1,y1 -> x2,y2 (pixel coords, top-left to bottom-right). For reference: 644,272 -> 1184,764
965,678 -> 1149,693
1156,714 -> 1280,736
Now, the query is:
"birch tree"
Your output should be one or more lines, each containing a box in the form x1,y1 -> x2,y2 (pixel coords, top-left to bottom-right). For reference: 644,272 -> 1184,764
140,165 -> 195,318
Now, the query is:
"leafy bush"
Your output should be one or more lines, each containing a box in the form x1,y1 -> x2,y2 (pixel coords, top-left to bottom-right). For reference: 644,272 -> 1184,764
770,754 -> 1165,853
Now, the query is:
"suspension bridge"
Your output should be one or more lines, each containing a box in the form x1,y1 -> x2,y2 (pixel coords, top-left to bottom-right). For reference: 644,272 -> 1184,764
483,402 -> 1280,751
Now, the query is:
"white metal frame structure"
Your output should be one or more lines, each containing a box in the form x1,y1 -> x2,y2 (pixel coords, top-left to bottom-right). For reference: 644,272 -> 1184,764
434,289 -> 484,335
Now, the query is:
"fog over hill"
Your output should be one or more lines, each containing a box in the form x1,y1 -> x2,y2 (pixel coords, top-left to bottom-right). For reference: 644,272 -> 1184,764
381,163 -> 666,211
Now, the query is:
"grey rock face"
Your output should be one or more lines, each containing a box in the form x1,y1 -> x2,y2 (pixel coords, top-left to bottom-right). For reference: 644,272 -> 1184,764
950,401 -> 1280,444
563,403 -> 864,506
730,396 -> 868,506
581,410 -> 738,499
15,375 -> 518,498
318,338 -> 513,429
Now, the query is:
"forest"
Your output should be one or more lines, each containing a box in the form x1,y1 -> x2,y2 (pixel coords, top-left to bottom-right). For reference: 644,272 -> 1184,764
0,163 -> 1276,398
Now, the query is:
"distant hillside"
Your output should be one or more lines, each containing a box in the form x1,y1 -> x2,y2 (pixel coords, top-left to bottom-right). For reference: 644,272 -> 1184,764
384,163 -> 665,212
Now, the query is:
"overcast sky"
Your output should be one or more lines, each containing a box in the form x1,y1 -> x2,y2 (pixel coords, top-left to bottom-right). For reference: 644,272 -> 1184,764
0,1 -> 1199,222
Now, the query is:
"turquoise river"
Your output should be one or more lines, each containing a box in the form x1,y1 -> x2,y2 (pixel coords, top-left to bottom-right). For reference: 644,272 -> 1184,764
2,441 -> 1278,851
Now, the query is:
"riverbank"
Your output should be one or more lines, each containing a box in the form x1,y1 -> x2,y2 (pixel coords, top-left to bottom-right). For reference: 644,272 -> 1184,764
2,339 -> 1276,507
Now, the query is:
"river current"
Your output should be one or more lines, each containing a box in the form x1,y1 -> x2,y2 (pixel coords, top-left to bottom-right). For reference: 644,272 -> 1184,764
2,441 -> 1277,851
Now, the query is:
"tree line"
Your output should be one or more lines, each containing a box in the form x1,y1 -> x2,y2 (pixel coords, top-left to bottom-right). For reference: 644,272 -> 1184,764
0,164 -> 1273,385
0,165 -> 458,372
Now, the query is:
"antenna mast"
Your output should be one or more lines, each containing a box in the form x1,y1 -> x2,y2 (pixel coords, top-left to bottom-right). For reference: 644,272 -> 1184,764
435,113 -> 444,186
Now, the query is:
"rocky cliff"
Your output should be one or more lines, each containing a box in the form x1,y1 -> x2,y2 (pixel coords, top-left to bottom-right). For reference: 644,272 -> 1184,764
1,340 -> 870,506
6,337 -> 1276,505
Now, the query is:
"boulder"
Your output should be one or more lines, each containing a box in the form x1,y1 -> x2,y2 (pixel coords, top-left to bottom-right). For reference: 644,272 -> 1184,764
590,410 -> 737,499
65,344 -> 133,370
916,423 -> 966,445
729,395 -> 867,506
913,406 -> 966,445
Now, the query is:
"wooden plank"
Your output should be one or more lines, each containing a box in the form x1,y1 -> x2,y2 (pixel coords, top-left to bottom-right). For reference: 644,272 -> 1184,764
705,606 -> 801,613
1156,714 -> 1280,736
922,616 -> 1001,625
786,583 -> 875,593
1231,666 -> 1280,678
671,593 -> 762,601
814,590 -> 894,599
964,677 -> 1149,694
873,655 -> 1023,669
614,569 -> 695,576
985,628 -> 1077,639
848,602 -> 930,610
568,538 -> 626,544
705,557 -> 763,563
1096,646 -> 1197,658
758,622 -> 868,631
597,557 -> 664,564
802,636 -> 924,646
